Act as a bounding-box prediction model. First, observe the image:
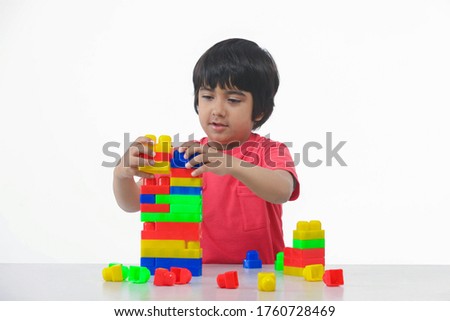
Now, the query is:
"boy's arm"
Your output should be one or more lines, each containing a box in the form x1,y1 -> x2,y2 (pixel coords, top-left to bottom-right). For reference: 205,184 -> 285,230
229,163 -> 294,204
113,136 -> 154,212
180,143 -> 295,204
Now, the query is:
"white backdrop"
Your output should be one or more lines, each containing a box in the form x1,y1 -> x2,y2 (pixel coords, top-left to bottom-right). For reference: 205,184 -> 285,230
1,0 -> 449,265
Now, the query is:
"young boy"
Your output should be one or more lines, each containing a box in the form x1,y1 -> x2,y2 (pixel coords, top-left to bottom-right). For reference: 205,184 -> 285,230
113,38 -> 299,264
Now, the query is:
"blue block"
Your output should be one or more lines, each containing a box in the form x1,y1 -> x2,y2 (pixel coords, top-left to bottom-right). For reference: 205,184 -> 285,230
141,257 -> 202,276
243,250 -> 262,269
170,150 -> 201,169
140,194 -> 156,204
170,186 -> 202,195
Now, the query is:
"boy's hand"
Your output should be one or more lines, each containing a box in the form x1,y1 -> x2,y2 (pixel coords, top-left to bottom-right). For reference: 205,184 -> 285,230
114,136 -> 156,180
178,141 -> 236,177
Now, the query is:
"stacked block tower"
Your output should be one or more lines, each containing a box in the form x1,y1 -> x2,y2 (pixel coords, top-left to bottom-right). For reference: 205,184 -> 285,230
283,220 -> 325,277
138,135 -> 203,276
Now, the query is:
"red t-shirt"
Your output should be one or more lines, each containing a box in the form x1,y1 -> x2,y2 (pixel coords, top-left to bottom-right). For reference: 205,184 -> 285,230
200,133 -> 300,264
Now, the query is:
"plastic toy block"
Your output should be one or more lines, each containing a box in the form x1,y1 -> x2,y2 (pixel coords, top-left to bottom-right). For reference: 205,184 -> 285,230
141,239 -> 198,249
283,266 -> 304,277
141,257 -> 202,276
143,177 -> 156,186
303,264 -> 325,282
170,186 -> 202,195
140,194 -> 156,204
170,177 -> 203,187
170,267 -> 192,285
155,194 -> 202,205
128,266 -> 151,284
155,135 -> 172,153
170,150 -> 201,169
170,203 -> 202,215
141,212 -> 202,223
138,162 -> 170,174
153,268 -> 175,286
274,252 -> 284,271
258,272 -> 276,292
102,264 -> 129,282
284,247 -> 325,259
170,168 -> 196,178
141,247 -> 202,259
243,250 -> 262,269
141,222 -> 201,241
284,256 -> 325,268
323,269 -> 344,287
293,220 -> 325,240
293,238 -> 325,249
141,185 -> 170,195
153,152 -> 171,162
140,203 -> 170,213
217,271 -> 239,289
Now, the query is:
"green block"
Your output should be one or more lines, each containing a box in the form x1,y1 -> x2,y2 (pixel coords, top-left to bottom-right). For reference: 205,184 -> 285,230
128,266 -> 150,284
293,238 -> 325,249
141,212 -> 202,223
156,194 -> 202,205
170,203 -> 202,215
274,252 -> 284,271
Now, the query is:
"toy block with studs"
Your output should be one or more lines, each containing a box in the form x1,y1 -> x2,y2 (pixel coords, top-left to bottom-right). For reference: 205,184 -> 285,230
141,222 -> 200,241
153,268 -> 176,286
243,250 -> 262,269
217,271 -> 239,289
274,252 -> 284,271
258,272 -> 276,291
170,267 -> 192,285
128,266 -> 151,284
141,257 -> 202,276
138,135 -> 172,174
102,263 -> 129,282
303,264 -> 325,282
323,269 -> 344,287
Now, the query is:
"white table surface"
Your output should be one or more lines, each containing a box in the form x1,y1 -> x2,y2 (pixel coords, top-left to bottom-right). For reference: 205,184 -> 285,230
0,264 -> 449,301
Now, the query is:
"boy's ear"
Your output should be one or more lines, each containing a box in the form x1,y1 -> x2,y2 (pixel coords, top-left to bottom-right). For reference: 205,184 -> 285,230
255,113 -> 264,122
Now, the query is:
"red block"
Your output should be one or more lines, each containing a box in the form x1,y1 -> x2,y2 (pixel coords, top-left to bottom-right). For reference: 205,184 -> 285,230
143,178 -> 156,186
170,267 -> 192,285
154,152 -> 171,162
284,247 -> 325,259
140,185 -> 170,195
140,203 -> 170,213
323,269 -> 344,287
153,268 -> 175,286
217,271 -> 239,289
170,168 -> 197,178
284,256 -> 325,268
141,222 -> 201,240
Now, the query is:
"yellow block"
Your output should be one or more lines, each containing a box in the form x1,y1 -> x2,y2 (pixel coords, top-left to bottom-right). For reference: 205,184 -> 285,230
141,247 -> 202,259
139,161 -> 170,174
293,220 -> 325,240
170,177 -> 203,187
141,240 -> 200,250
102,265 -> 124,282
258,272 -> 276,291
303,264 -> 324,282
283,266 -> 304,277
155,135 -> 172,153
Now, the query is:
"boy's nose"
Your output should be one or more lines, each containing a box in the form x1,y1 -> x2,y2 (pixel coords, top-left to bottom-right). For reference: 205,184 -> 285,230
212,99 -> 226,117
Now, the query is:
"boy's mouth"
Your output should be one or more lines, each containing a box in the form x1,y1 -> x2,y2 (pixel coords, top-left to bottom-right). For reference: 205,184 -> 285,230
210,121 -> 228,131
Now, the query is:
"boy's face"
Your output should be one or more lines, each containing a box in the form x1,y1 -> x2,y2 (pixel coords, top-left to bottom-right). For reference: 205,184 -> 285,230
197,86 -> 261,147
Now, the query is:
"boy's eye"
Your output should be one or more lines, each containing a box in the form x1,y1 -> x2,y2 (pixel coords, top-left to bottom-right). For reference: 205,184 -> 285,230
228,98 -> 241,104
201,95 -> 214,100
